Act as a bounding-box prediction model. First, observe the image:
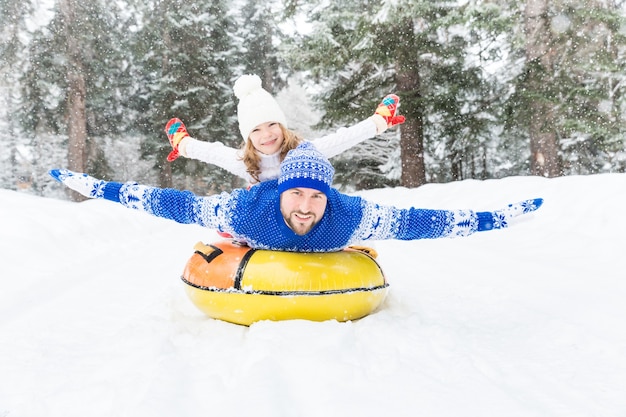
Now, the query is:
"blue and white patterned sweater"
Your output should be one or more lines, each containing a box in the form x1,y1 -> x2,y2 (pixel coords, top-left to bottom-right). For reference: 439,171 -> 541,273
100,179 -> 511,252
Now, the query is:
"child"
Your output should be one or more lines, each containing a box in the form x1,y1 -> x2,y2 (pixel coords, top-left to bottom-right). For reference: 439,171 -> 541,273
165,74 -> 405,186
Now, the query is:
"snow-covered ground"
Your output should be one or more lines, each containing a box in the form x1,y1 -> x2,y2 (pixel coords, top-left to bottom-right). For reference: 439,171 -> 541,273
2,173 -> 625,417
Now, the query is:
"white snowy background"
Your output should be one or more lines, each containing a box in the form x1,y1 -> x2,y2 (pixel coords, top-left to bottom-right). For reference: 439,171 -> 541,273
1,172 -> 625,417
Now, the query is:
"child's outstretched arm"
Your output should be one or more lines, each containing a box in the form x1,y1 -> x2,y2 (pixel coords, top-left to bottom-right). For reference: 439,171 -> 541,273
164,118 -> 250,181
311,94 -> 405,159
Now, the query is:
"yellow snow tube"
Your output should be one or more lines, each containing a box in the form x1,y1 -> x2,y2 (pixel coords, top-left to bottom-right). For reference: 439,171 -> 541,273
181,240 -> 388,326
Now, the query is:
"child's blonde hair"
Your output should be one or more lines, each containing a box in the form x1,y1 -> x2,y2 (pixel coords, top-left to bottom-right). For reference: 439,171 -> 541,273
241,124 -> 303,184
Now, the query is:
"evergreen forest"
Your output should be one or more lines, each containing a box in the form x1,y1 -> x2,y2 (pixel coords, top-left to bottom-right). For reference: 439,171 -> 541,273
1,0 -> 625,199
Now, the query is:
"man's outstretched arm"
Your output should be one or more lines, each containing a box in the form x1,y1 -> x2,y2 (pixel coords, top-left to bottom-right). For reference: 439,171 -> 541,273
350,198 -> 543,242
48,169 -> 232,231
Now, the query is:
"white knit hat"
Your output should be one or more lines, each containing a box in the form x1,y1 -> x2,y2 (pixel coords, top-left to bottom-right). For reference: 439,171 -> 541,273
233,74 -> 287,141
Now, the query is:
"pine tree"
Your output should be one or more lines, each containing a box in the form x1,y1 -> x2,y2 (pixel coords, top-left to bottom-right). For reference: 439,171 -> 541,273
18,0 -> 131,199
504,0 -> 626,176
286,0 -> 511,188
126,0 -> 241,192
551,1 -> 626,175
236,0 -> 287,93
0,0 -> 33,191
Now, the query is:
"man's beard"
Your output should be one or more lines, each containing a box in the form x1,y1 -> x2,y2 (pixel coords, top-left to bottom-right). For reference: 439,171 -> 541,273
283,211 -> 318,236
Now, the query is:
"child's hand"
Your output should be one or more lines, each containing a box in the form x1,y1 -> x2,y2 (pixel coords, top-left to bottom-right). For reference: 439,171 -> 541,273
375,94 -> 405,127
164,118 -> 189,161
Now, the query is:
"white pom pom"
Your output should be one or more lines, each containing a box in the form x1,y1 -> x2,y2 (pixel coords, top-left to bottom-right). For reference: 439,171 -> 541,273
233,74 -> 263,100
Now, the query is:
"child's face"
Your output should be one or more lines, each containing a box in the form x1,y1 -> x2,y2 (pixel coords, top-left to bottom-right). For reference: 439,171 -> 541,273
248,122 -> 284,155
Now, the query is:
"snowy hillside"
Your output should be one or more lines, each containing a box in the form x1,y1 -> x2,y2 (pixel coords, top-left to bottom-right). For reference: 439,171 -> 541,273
1,173 -> 625,417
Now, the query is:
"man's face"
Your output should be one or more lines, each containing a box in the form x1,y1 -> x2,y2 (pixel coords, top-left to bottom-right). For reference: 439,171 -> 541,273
279,187 -> 328,236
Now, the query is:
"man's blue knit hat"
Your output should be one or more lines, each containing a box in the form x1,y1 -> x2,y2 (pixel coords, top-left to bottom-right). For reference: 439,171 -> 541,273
278,142 -> 335,195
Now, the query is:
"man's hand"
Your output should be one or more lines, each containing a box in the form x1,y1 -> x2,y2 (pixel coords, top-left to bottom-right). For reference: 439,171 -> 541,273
478,198 -> 544,231
49,169 -> 107,199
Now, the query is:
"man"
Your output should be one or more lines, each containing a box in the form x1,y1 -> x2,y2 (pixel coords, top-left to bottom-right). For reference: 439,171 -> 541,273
49,142 -> 543,252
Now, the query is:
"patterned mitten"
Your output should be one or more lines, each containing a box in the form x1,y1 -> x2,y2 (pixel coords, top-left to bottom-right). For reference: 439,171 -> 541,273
164,118 -> 189,162
49,169 -> 108,199
477,198 -> 544,231
375,94 -> 406,127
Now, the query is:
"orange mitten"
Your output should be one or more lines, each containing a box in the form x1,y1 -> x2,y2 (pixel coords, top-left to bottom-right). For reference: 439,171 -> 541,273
375,94 -> 405,127
164,118 -> 189,161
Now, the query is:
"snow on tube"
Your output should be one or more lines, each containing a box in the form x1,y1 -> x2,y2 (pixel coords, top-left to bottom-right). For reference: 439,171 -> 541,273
181,240 -> 389,326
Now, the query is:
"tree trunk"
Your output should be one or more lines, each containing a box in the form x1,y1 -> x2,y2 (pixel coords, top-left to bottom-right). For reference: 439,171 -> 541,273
60,0 -> 89,201
159,162 -> 173,189
159,0 -> 174,188
524,0 -> 562,177
395,19 -> 426,187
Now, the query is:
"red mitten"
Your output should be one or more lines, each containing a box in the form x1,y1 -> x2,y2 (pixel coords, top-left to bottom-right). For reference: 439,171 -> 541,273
164,118 -> 189,161
375,94 -> 406,127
